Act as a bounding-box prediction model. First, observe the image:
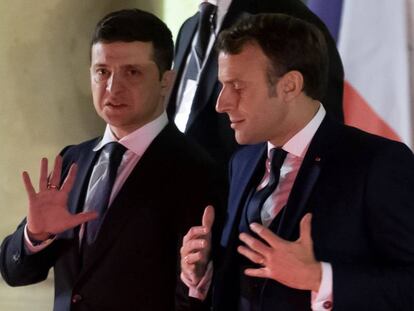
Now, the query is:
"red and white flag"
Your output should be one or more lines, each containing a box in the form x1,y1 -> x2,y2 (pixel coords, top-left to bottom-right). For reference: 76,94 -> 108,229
309,0 -> 413,148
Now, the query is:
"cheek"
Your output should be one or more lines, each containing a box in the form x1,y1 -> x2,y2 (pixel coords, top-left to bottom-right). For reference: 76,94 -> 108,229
91,83 -> 104,98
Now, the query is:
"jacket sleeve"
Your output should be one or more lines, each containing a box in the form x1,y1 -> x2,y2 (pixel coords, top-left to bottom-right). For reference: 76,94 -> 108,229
0,219 -> 57,286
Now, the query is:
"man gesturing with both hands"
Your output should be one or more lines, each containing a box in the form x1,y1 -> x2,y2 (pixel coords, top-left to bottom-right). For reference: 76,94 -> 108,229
181,13 -> 414,311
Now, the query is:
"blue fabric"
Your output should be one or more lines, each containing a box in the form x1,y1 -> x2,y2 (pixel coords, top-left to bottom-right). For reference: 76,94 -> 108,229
308,0 -> 343,43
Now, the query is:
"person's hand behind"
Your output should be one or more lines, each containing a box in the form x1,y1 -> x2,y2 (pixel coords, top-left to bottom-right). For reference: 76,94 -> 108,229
180,205 -> 214,287
23,155 -> 97,241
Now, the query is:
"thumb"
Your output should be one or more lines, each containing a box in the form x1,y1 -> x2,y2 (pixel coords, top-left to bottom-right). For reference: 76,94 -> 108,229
202,205 -> 215,230
299,213 -> 313,246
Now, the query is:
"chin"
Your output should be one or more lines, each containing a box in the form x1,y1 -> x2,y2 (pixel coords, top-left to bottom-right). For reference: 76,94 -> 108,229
235,134 -> 252,145
235,133 -> 264,145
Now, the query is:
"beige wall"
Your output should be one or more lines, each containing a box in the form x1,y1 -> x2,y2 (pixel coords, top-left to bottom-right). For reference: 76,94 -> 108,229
164,0 -> 198,39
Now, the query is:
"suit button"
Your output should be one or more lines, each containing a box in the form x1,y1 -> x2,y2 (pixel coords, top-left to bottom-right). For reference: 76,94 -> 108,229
12,253 -> 20,263
323,300 -> 333,309
72,294 -> 83,304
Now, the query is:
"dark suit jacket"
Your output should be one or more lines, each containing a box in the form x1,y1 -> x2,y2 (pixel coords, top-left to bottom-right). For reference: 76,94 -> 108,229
167,0 -> 344,170
213,117 -> 414,311
0,123 -> 226,311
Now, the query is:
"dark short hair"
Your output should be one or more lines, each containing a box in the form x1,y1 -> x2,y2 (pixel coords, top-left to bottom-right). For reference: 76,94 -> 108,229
91,9 -> 173,75
216,13 -> 328,100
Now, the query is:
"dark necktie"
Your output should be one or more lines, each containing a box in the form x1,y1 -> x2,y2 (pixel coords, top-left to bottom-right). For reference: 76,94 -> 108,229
85,142 -> 127,244
246,148 -> 287,225
182,2 -> 217,82
195,2 -> 216,65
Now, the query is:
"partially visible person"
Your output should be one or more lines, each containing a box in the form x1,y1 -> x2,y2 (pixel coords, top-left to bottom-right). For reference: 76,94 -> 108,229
0,9 -> 224,311
180,13 -> 414,311
167,0 -> 344,170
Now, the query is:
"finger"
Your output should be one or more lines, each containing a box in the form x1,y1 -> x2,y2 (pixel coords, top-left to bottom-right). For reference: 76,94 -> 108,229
183,226 -> 208,244
250,222 -> 286,247
244,267 -> 269,279
299,213 -> 313,245
39,158 -> 48,191
202,205 -> 215,231
181,239 -> 208,256
65,212 -> 98,230
239,232 -> 269,255
181,255 -> 196,274
60,163 -> 78,193
22,171 -> 36,199
237,245 -> 265,265
48,155 -> 63,188
183,252 -> 203,265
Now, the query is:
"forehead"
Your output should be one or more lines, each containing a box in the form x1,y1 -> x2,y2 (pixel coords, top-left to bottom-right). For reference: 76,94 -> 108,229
91,41 -> 155,66
218,43 -> 269,81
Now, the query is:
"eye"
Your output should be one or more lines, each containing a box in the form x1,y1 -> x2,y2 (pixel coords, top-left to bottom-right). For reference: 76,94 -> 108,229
93,68 -> 110,82
232,82 -> 243,91
126,68 -> 141,77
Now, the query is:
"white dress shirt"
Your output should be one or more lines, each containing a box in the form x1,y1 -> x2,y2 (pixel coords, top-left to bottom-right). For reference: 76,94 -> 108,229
24,112 -> 168,252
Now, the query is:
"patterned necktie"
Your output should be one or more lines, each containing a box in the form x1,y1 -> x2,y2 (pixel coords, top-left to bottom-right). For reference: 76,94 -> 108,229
183,2 -> 216,82
84,142 -> 127,244
246,148 -> 287,225
195,2 -> 216,65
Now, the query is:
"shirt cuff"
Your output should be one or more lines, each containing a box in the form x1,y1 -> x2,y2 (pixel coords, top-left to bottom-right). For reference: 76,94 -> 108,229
23,224 -> 55,254
185,261 -> 213,300
311,262 -> 333,310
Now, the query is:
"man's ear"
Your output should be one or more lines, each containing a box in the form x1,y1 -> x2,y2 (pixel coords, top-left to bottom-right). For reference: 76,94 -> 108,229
160,70 -> 175,97
278,70 -> 304,101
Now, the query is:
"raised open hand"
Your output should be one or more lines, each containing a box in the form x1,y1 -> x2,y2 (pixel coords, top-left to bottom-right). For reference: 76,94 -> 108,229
23,156 -> 97,241
238,213 -> 321,291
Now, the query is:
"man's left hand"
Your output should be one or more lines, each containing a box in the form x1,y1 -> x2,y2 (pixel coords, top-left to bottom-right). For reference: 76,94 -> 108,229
237,213 -> 321,292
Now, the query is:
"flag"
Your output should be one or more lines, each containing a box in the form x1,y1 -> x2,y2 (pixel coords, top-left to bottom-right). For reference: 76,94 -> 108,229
308,0 -> 412,148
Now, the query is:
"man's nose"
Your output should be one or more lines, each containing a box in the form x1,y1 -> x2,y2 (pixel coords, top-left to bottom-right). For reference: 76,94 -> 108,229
106,73 -> 124,93
216,86 -> 234,113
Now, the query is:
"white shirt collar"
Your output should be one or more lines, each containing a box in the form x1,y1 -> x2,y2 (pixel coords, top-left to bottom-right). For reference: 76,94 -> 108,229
268,103 -> 326,158
94,111 -> 168,156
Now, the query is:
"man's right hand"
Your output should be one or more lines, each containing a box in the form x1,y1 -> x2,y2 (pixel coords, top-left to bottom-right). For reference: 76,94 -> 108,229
180,205 -> 215,287
23,155 -> 97,242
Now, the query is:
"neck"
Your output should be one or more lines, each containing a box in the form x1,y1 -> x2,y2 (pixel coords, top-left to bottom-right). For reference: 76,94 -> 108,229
269,98 -> 320,147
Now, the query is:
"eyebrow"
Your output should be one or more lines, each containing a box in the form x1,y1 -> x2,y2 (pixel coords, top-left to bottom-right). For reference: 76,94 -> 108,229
91,63 -> 144,69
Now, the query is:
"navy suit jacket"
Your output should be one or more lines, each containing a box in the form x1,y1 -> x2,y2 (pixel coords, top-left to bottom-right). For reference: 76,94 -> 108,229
0,123 -> 226,311
213,117 -> 414,310
167,0 -> 344,170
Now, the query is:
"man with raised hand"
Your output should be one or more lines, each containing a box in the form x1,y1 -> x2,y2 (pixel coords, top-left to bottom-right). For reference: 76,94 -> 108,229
0,9 -> 224,311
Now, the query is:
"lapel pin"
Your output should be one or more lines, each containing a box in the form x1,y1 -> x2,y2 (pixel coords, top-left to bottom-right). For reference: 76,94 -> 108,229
314,156 -> 321,162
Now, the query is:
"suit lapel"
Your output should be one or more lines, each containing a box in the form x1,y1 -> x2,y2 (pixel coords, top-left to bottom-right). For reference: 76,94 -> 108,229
59,145 -> 98,240
78,124 -> 177,276
277,117 -> 337,240
220,144 -> 266,247
277,148 -> 321,240
167,15 -> 198,118
173,15 -> 198,79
